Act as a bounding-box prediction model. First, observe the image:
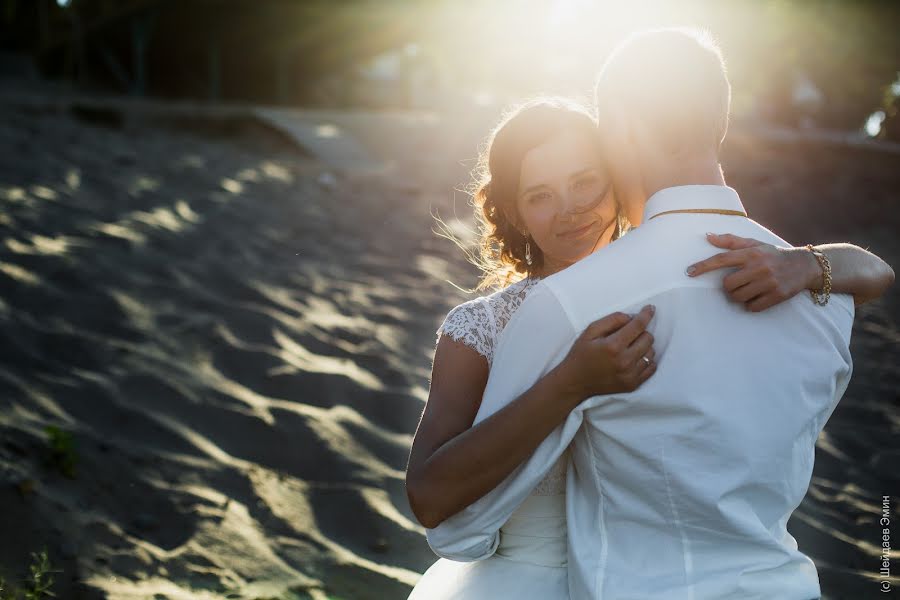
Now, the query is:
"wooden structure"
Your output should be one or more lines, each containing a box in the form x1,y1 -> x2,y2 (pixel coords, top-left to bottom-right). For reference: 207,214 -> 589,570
0,0 -> 431,104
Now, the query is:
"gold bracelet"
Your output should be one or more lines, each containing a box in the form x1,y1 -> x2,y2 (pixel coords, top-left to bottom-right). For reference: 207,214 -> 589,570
805,244 -> 832,305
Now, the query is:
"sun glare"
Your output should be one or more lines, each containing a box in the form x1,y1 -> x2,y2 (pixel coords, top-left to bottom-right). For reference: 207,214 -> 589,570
548,0 -> 589,28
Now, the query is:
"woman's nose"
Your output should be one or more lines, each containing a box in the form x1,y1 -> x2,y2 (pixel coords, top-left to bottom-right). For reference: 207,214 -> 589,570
561,191 -> 595,218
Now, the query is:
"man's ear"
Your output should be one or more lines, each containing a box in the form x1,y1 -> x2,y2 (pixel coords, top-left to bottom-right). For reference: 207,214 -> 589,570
602,111 -> 640,182
602,112 -> 647,225
598,96 -> 630,147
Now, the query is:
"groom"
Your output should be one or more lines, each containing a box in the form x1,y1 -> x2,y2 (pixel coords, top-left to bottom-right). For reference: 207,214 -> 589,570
426,28 -> 854,599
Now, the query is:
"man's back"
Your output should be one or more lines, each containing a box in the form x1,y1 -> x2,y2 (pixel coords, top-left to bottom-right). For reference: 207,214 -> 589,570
543,186 -> 854,598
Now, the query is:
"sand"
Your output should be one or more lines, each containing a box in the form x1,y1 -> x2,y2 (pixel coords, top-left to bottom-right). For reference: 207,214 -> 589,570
0,93 -> 896,600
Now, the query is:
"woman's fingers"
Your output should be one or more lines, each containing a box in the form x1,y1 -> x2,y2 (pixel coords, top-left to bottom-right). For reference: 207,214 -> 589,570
605,305 -> 655,347
705,232 -> 764,250
621,330 -> 654,367
621,351 -> 657,390
686,247 -> 752,277
616,332 -> 656,393
582,311 -> 633,340
687,234 -> 779,279
722,265 -> 762,293
572,308 -> 658,396
747,293 -> 781,313
730,279 -> 773,304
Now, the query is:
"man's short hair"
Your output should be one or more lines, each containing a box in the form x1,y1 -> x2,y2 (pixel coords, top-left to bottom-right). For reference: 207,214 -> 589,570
594,27 -> 731,156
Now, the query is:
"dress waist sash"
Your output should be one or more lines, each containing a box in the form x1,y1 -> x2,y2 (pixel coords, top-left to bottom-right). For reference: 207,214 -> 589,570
495,494 -> 567,567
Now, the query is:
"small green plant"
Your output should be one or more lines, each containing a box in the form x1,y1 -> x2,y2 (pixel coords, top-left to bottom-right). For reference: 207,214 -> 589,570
0,548 -> 60,600
43,426 -> 77,479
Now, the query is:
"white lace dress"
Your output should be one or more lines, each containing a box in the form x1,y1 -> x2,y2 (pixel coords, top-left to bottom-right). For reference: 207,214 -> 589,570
408,276 -> 571,599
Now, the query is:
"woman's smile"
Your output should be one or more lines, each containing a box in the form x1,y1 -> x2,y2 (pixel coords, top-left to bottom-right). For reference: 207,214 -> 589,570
557,219 -> 598,239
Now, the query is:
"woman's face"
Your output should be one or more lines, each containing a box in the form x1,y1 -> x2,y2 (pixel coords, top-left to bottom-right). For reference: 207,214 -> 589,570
514,130 -> 618,275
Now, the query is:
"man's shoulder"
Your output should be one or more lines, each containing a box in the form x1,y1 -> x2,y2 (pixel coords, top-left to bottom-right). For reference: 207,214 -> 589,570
503,279 -> 569,327
741,218 -> 790,246
544,226 -> 655,290
492,280 -> 575,359
539,224 -> 669,326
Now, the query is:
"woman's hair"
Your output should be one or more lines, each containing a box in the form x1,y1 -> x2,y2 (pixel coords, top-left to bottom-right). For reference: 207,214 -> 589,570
442,96 -> 629,292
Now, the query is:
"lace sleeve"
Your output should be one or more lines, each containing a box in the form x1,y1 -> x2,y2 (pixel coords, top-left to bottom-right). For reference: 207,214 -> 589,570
435,298 -> 496,363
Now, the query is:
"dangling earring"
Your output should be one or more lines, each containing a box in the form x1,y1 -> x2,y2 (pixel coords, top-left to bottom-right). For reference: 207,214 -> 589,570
524,238 -> 532,266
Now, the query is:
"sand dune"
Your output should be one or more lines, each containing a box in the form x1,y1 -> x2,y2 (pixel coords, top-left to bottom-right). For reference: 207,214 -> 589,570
0,95 -> 896,600
0,99 -> 454,600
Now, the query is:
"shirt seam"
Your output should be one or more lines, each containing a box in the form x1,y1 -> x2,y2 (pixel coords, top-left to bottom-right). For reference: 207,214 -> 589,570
537,280 -> 580,332
586,425 -> 607,598
661,441 -> 695,600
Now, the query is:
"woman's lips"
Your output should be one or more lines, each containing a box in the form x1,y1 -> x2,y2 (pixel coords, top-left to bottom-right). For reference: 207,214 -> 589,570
557,220 -> 597,239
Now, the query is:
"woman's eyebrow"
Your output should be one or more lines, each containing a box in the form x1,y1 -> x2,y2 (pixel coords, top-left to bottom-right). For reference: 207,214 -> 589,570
519,183 -> 549,197
568,167 -> 598,180
519,168 -> 601,197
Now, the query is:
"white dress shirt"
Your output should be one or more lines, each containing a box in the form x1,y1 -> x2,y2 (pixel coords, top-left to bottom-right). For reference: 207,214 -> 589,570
426,185 -> 854,599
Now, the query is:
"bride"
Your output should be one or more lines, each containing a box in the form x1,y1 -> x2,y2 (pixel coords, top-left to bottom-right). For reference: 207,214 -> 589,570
405,97 -> 893,599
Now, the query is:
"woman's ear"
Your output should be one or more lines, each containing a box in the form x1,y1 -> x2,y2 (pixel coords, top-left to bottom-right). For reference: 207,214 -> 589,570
501,204 -> 521,233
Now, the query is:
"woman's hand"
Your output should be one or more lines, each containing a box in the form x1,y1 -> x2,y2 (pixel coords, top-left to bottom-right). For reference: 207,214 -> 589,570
559,305 -> 657,400
685,233 -> 819,312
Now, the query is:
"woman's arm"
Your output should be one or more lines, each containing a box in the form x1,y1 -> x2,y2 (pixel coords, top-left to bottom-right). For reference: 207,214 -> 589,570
406,306 -> 656,529
686,233 -> 895,310
804,243 -> 895,305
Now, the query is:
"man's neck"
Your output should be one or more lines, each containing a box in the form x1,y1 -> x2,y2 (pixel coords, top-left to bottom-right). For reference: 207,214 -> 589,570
629,153 -> 726,226
642,155 -> 725,202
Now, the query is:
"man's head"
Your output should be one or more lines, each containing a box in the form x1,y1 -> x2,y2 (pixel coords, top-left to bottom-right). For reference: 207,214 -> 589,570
594,27 -> 731,222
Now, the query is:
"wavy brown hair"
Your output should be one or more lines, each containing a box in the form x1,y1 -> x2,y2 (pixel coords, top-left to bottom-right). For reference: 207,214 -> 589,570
440,96 -> 629,292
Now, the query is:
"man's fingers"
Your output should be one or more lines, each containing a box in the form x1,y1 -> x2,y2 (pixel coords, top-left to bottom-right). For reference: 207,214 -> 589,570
705,233 -> 764,251
582,311 -> 632,340
686,248 -> 752,277
606,305 -> 655,347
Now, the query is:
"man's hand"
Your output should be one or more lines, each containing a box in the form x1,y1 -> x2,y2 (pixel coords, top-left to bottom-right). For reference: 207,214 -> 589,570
685,233 -> 820,312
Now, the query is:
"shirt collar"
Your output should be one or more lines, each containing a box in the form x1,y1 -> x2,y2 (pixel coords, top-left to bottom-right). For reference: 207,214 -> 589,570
641,185 -> 746,223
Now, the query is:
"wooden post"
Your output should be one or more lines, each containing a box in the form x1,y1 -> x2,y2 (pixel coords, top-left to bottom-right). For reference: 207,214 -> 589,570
98,40 -> 131,91
71,10 -> 87,88
275,52 -> 289,105
129,9 -> 157,97
38,0 -> 48,51
207,32 -> 221,103
130,15 -> 146,96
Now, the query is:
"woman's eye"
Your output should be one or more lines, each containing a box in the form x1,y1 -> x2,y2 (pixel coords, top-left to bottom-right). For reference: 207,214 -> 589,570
573,176 -> 598,190
528,192 -> 550,203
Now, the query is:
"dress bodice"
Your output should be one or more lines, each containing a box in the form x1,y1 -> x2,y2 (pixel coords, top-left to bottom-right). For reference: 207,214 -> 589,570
495,447 -> 569,567
436,276 -> 568,567
436,276 -> 541,369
